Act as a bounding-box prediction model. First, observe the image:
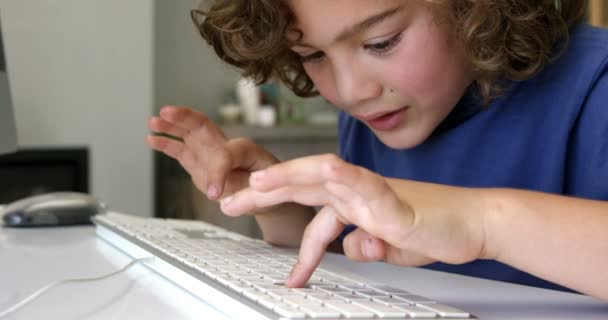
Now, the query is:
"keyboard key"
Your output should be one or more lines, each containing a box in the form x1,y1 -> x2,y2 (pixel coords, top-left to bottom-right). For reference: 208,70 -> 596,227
311,297 -> 346,305
334,293 -> 372,301
353,301 -> 407,318
323,276 -> 358,285
338,284 -> 369,292
392,294 -> 436,304
367,284 -> 411,295
310,283 -> 337,289
392,304 -> 438,318
257,295 -> 282,309
273,303 -> 307,318
417,303 -> 471,318
324,301 -> 375,318
299,305 -> 342,318
373,296 -> 414,305
283,296 -> 320,307
354,289 -> 390,298
317,286 -> 352,294
242,289 -> 267,302
305,292 -> 334,300
251,283 -> 284,292
291,288 -> 319,295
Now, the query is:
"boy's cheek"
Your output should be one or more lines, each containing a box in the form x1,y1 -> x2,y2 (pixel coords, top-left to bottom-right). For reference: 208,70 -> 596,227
317,87 -> 342,110
306,70 -> 343,109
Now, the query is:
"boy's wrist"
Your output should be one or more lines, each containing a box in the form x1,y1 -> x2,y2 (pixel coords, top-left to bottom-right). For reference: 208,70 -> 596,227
478,188 -> 515,262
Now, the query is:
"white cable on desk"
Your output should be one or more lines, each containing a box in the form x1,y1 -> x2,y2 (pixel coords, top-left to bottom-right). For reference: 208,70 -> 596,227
0,256 -> 155,318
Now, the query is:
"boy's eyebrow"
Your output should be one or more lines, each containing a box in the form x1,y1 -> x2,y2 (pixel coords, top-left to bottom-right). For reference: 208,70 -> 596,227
293,5 -> 403,48
335,5 -> 403,43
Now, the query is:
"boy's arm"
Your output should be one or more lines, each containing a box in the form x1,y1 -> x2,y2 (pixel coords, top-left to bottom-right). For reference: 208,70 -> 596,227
484,68 -> 608,298
351,180 -> 608,300
482,189 -> 608,300
253,203 -> 315,247
148,106 -> 318,247
219,155 -> 608,300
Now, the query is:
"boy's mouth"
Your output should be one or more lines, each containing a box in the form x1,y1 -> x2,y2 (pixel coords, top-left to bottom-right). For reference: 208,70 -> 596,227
356,106 -> 408,131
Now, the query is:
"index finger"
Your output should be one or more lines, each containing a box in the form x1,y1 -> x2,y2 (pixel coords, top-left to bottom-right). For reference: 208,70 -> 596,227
160,106 -> 226,141
285,206 -> 345,288
250,154 -> 344,191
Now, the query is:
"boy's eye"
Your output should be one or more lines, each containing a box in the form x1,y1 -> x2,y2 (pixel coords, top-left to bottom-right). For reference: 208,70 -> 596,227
363,32 -> 403,54
296,32 -> 403,63
298,51 -> 325,64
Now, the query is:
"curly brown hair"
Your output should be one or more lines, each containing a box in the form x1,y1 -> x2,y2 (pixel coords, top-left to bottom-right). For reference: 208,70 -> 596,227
192,0 -> 587,105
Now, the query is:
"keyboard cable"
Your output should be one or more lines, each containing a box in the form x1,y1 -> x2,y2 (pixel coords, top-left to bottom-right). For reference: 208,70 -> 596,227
0,256 -> 155,318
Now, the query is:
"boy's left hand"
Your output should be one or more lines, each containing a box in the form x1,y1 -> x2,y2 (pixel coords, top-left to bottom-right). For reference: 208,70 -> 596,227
220,154 -> 489,288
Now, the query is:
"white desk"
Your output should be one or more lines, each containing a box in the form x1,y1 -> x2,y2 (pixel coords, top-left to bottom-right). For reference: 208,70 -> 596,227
0,225 -> 607,320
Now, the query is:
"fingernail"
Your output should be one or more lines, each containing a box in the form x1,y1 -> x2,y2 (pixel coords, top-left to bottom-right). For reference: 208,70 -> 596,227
251,170 -> 266,183
362,238 -> 374,258
220,195 -> 233,206
207,186 -> 219,198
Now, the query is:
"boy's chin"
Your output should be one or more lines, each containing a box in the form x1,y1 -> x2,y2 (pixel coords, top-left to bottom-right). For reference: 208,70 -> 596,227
374,128 -> 431,150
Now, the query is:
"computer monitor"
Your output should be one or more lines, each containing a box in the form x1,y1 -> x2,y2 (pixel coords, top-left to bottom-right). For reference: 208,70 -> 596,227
0,19 -> 18,155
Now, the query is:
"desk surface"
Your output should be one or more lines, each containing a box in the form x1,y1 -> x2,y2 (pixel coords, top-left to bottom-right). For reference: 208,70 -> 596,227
0,225 -> 606,320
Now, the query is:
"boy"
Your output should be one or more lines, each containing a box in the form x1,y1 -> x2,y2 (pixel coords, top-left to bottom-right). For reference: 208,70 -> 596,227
148,0 -> 608,300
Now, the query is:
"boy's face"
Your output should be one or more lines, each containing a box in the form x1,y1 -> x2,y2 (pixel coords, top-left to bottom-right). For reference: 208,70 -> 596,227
288,0 -> 473,149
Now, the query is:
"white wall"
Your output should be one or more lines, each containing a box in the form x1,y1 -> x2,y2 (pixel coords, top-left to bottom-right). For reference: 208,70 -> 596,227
154,0 -> 240,116
1,0 -> 155,216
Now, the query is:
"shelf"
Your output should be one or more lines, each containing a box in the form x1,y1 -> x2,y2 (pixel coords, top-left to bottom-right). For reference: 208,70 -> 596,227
222,125 -> 338,141
589,0 -> 607,27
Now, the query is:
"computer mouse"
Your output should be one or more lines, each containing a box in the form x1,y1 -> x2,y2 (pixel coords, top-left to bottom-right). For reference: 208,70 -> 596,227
1,192 -> 107,227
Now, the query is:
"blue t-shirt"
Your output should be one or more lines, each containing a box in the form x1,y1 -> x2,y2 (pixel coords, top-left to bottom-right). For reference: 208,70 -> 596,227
338,24 -> 608,292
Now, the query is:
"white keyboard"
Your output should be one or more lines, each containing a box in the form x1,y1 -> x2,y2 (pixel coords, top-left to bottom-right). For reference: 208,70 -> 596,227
93,212 -> 474,319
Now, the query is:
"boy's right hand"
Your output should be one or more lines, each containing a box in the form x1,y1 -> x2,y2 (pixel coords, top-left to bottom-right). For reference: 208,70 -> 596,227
147,106 -> 280,201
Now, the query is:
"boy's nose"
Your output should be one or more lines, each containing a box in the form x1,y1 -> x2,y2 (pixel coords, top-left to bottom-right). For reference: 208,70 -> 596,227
333,61 -> 382,107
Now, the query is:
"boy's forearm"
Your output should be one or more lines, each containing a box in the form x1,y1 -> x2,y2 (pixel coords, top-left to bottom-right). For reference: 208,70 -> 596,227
254,203 -> 316,247
483,189 -> 608,300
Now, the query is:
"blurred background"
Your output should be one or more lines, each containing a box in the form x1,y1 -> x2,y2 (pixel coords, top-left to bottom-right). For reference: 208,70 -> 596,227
0,0 -> 606,238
